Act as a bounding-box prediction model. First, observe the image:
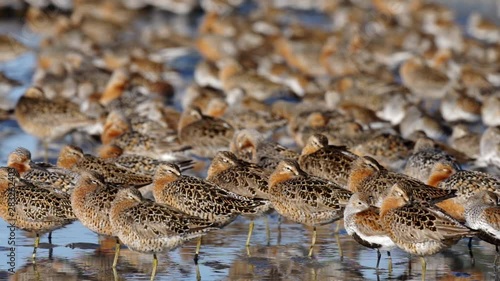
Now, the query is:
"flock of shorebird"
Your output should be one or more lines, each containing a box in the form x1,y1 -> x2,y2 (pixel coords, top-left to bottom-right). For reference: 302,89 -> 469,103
0,0 -> 500,280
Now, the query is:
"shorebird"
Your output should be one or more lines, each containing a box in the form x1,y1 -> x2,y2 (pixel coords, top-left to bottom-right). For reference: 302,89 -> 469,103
14,87 -> 97,161
404,137 -> 461,187
70,171 -> 121,267
351,133 -> 414,172
98,144 -> 194,176
436,170 -> 500,221
0,167 -> 76,261
481,94 -> 500,127
153,163 -> 269,262
463,190 -> 500,263
478,126 -> 500,168
57,145 -> 152,187
449,124 -> 481,160
466,12 -> 500,43
440,88 -> 482,123
178,106 -> 234,158
348,156 -> 456,207
206,151 -> 272,246
380,183 -> 476,278
8,147 -> 78,194
344,192 -> 395,269
205,97 -> 287,134
218,58 -> 293,102
399,56 -> 453,100
100,110 -> 181,158
298,133 -> 358,188
268,160 -> 352,257
110,187 -> 218,280
229,129 -> 299,172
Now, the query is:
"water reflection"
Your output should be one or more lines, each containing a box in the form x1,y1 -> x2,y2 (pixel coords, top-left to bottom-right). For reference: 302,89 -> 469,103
3,214 -> 500,280
10,258 -> 81,281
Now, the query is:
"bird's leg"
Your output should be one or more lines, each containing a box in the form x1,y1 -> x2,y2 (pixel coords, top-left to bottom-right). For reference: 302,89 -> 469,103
32,234 -> 40,263
387,251 -> 393,273
151,253 -> 158,281
420,256 -> 426,281
194,236 -> 202,264
246,220 -> 255,247
335,233 -> 343,259
376,249 -> 381,269
265,216 -> 271,246
468,238 -> 475,265
112,237 -> 120,268
308,226 -> 317,257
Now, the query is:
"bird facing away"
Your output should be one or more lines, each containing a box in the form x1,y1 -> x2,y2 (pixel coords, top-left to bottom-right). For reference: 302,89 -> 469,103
98,144 -> 195,175
178,106 -> 234,158
0,167 -> 76,261
57,145 -> 152,187
8,147 -> 79,194
206,151 -> 271,199
206,150 -> 272,246
268,159 -> 352,257
298,133 -> 358,188
351,133 -> 414,172
110,187 -> 218,280
229,129 -> 299,172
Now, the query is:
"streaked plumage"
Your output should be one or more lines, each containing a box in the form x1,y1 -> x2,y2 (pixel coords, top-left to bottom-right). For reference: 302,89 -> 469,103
0,167 -> 76,260
110,187 -> 218,279
8,147 -> 78,194
268,160 -> 352,256
298,133 -> 358,188
57,145 -> 152,187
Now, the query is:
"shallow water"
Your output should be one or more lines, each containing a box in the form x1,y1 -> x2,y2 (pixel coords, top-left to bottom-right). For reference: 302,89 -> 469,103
1,2 -> 500,281
1,215 -> 500,281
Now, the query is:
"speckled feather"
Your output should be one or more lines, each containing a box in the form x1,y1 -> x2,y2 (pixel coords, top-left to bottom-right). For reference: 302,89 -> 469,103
58,145 -> 152,186
71,171 -> 120,236
438,170 -> 500,200
154,164 -> 268,225
299,134 -> 358,187
230,129 -> 299,171
110,188 -> 218,254
23,162 -> 79,194
206,151 -> 271,199
269,160 -> 352,226
178,107 -> 234,158
111,155 -> 194,176
382,201 -> 475,255
0,167 -> 75,234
